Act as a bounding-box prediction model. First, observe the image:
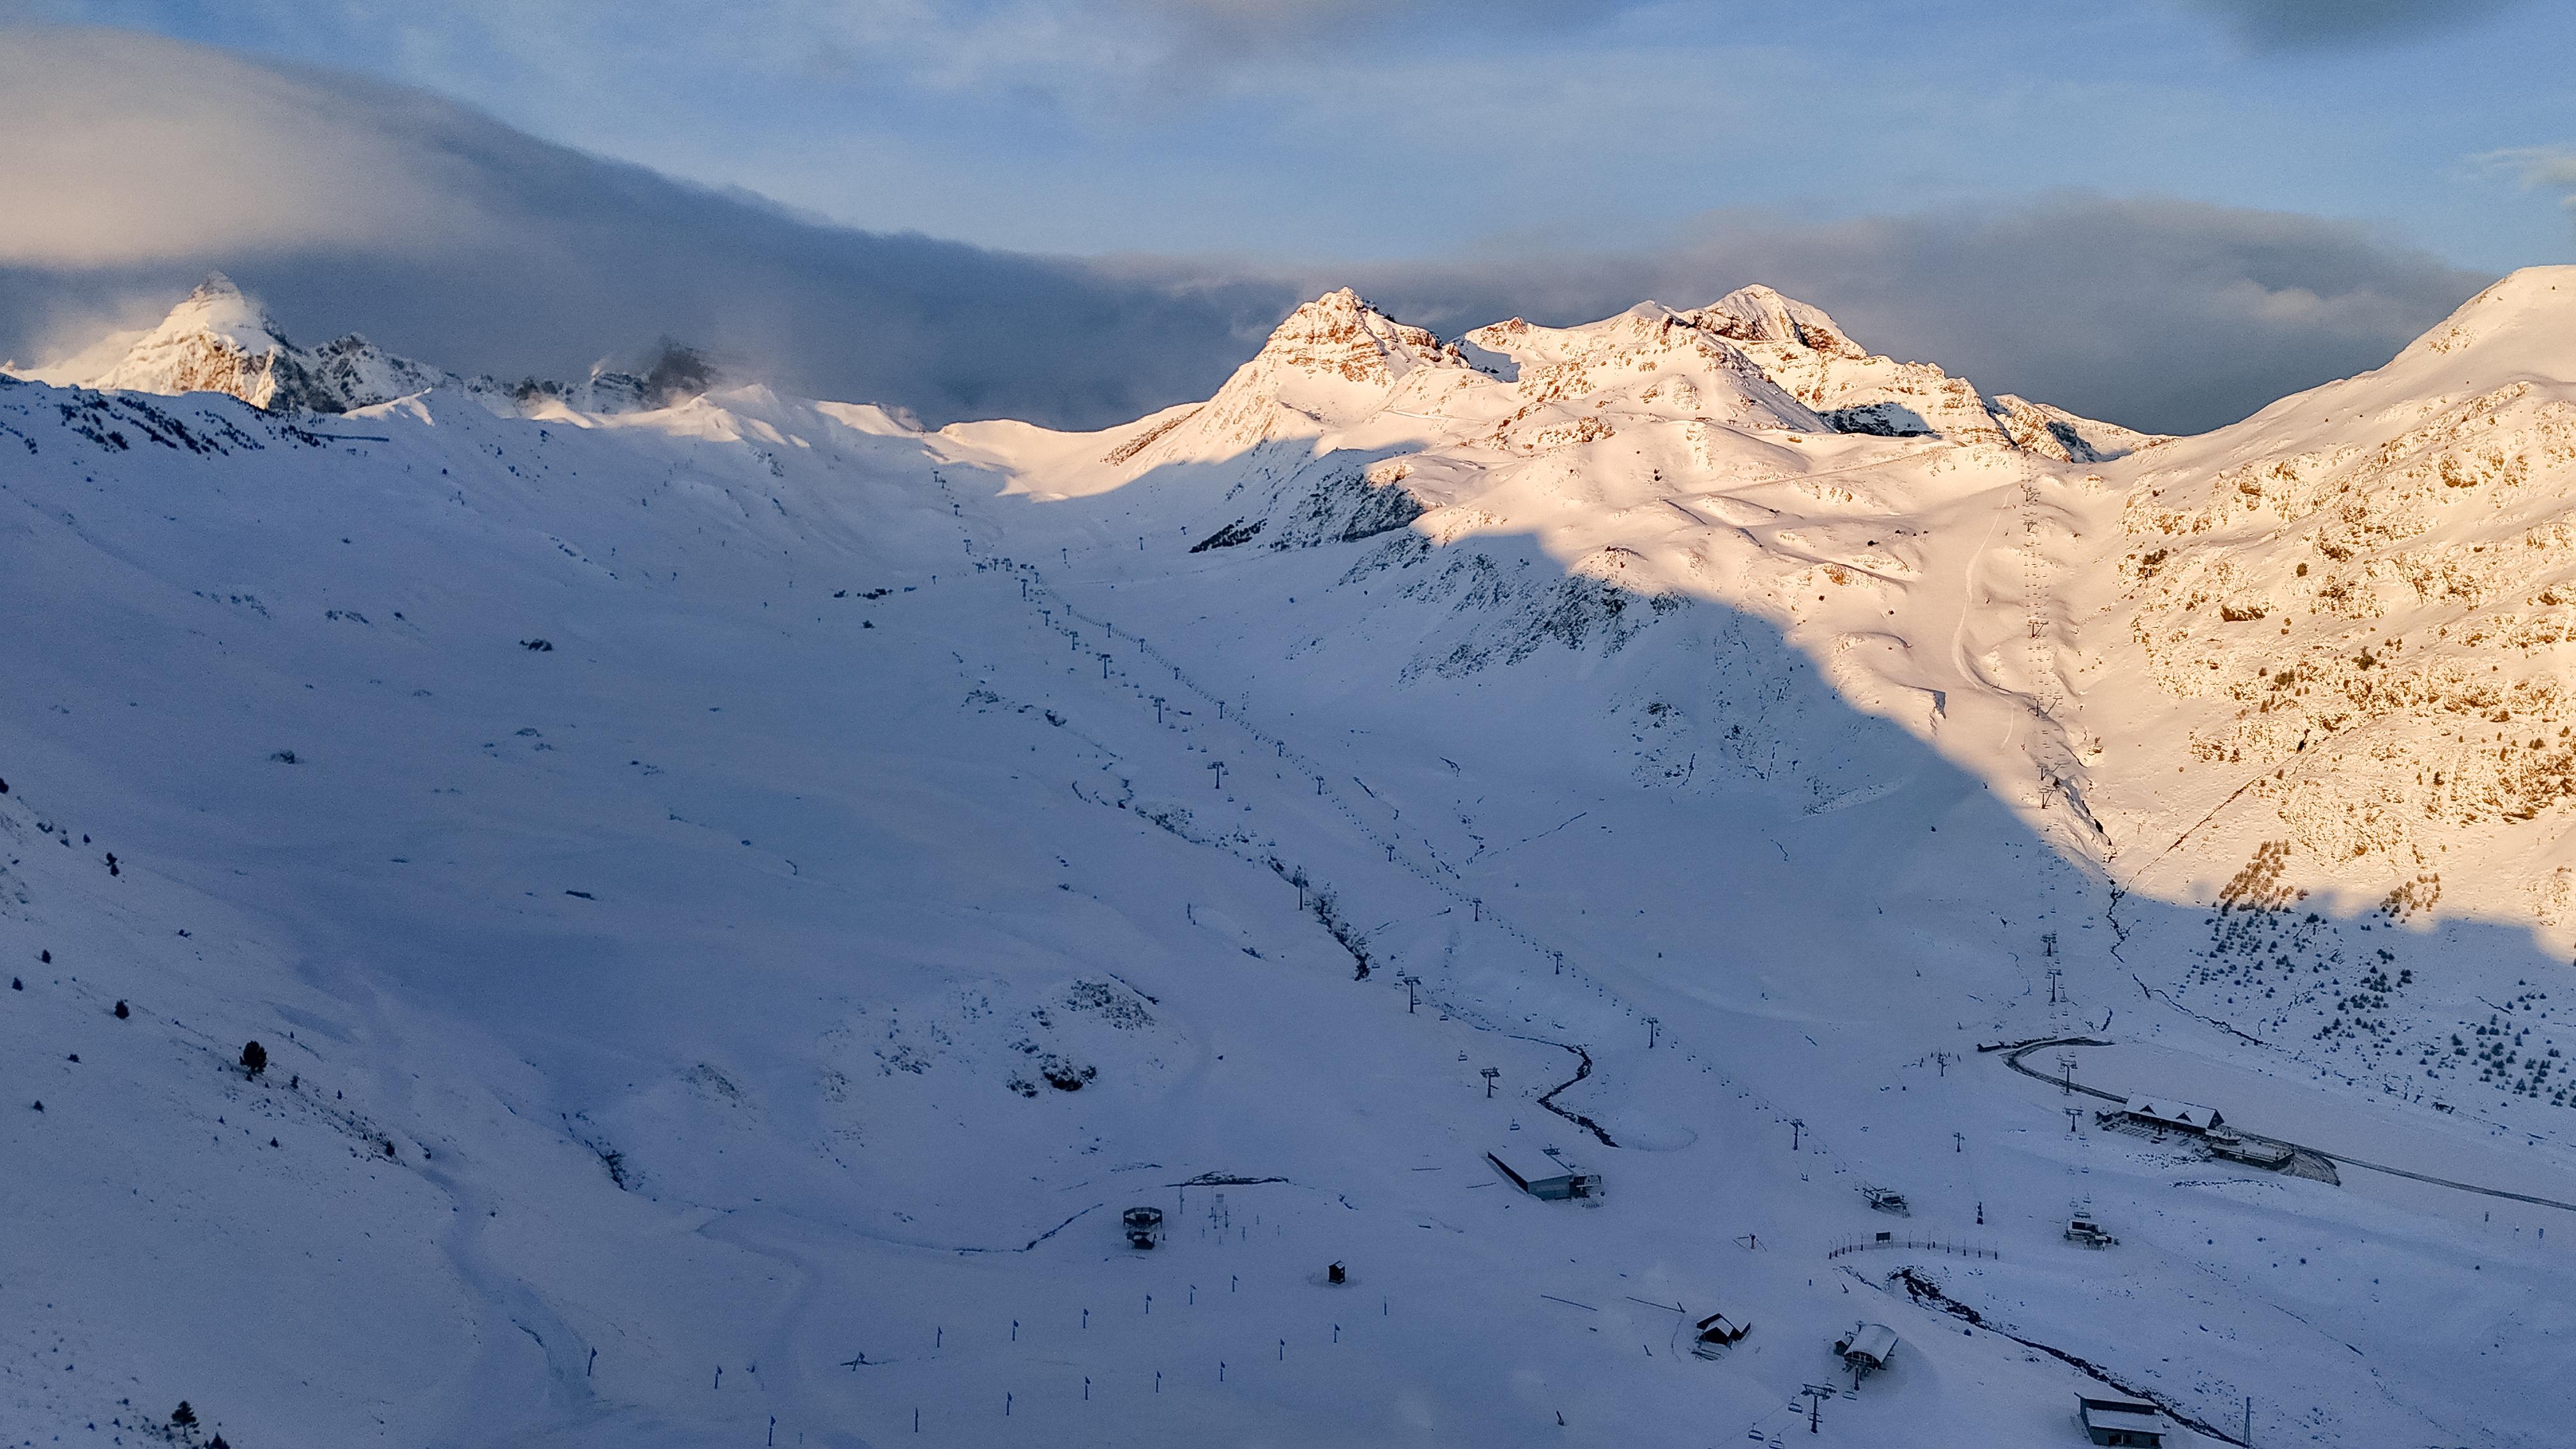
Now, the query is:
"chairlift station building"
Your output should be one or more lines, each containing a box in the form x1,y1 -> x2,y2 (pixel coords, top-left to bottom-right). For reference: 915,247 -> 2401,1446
2117,1096 -> 2224,1135
1833,1322 -> 1898,1381
1486,1147 -> 1601,1200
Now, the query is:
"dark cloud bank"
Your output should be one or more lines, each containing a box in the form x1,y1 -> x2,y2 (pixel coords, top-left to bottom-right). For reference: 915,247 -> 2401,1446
2187,0 -> 2527,51
0,26 -> 2496,435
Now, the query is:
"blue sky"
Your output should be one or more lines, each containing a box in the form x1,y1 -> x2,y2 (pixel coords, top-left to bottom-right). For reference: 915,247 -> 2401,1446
1,3 -> 2570,431
30,0 -> 2574,267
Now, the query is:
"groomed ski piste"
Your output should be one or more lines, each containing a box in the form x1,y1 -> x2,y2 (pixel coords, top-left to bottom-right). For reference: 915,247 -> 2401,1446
5,274 -> 2575,1447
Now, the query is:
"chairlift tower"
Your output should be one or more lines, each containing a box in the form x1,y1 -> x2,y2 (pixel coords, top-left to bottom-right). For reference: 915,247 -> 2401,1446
1800,1383 -> 1834,1434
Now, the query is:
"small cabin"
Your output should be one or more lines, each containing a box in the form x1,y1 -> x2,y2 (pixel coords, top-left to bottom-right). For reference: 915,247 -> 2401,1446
2120,1096 -> 2224,1135
2066,1218 -> 2119,1248
2077,1395 -> 2168,1446
1834,1322 -> 1897,1379
1693,1310 -> 1751,1351
1487,1147 -> 1601,1200
1121,1206 -> 1163,1249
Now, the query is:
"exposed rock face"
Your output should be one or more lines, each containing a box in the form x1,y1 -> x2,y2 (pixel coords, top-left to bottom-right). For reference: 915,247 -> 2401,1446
1255,288 -> 1452,388
83,273 -> 334,411
305,334 -> 450,411
1696,283 -> 1868,358
1989,393 -> 2148,464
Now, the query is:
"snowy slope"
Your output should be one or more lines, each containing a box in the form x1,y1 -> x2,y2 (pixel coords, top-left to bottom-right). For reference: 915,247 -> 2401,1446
2083,270 -> 2576,915
3,277 -> 2573,1449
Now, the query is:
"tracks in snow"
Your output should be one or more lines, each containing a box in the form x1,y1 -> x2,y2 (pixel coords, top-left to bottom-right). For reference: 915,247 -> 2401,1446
926,473 -> 1878,1170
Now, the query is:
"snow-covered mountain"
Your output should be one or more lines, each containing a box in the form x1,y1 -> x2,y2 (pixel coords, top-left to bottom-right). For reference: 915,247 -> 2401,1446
4,273 -> 2573,1449
9,273 -> 713,418
35,272 -> 451,413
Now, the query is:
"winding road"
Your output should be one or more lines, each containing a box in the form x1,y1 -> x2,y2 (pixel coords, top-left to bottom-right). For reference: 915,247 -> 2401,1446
1991,1036 -> 2576,1214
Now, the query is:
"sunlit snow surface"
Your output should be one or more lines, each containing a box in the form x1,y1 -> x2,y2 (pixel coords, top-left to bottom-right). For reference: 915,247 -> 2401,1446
6,276 -> 2576,1447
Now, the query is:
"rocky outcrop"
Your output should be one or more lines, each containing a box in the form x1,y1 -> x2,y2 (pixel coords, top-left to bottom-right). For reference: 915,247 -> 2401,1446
82,273 -> 447,413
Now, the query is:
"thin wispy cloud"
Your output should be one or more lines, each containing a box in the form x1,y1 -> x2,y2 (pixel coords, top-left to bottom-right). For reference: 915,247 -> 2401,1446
2477,144 -> 2576,206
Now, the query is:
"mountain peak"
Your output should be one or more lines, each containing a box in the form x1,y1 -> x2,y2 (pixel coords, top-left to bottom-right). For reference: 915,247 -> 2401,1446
2393,264 -> 2576,374
155,270 -> 288,346
1249,288 -> 1453,387
181,268 -> 247,307
81,273 -> 454,413
1695,285 -> 1866,360
86,273 -> 308,408
1101,288 -> 1465,458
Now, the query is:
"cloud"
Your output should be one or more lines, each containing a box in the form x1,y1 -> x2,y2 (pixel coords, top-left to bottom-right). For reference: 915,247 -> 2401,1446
0,25 -> 1301,429
2478,144 -> 2576,203
0,26 -> 2496,436
2184,0 -> 2526,50
0,28 -> 502,266
69,0 -> 1646,122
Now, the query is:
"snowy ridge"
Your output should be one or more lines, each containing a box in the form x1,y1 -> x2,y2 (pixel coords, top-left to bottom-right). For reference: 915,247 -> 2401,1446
1102,288 -> 1470,467
72,273 -> 450,414
12,273 -> 718,420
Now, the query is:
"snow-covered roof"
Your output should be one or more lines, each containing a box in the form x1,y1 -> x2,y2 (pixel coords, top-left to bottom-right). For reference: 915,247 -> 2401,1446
2122,1097 -> 2222,1130
2079,1397 -> 2166,1435
1487,1148 -> 1579,1184
1838,1322 -> 1897,1364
